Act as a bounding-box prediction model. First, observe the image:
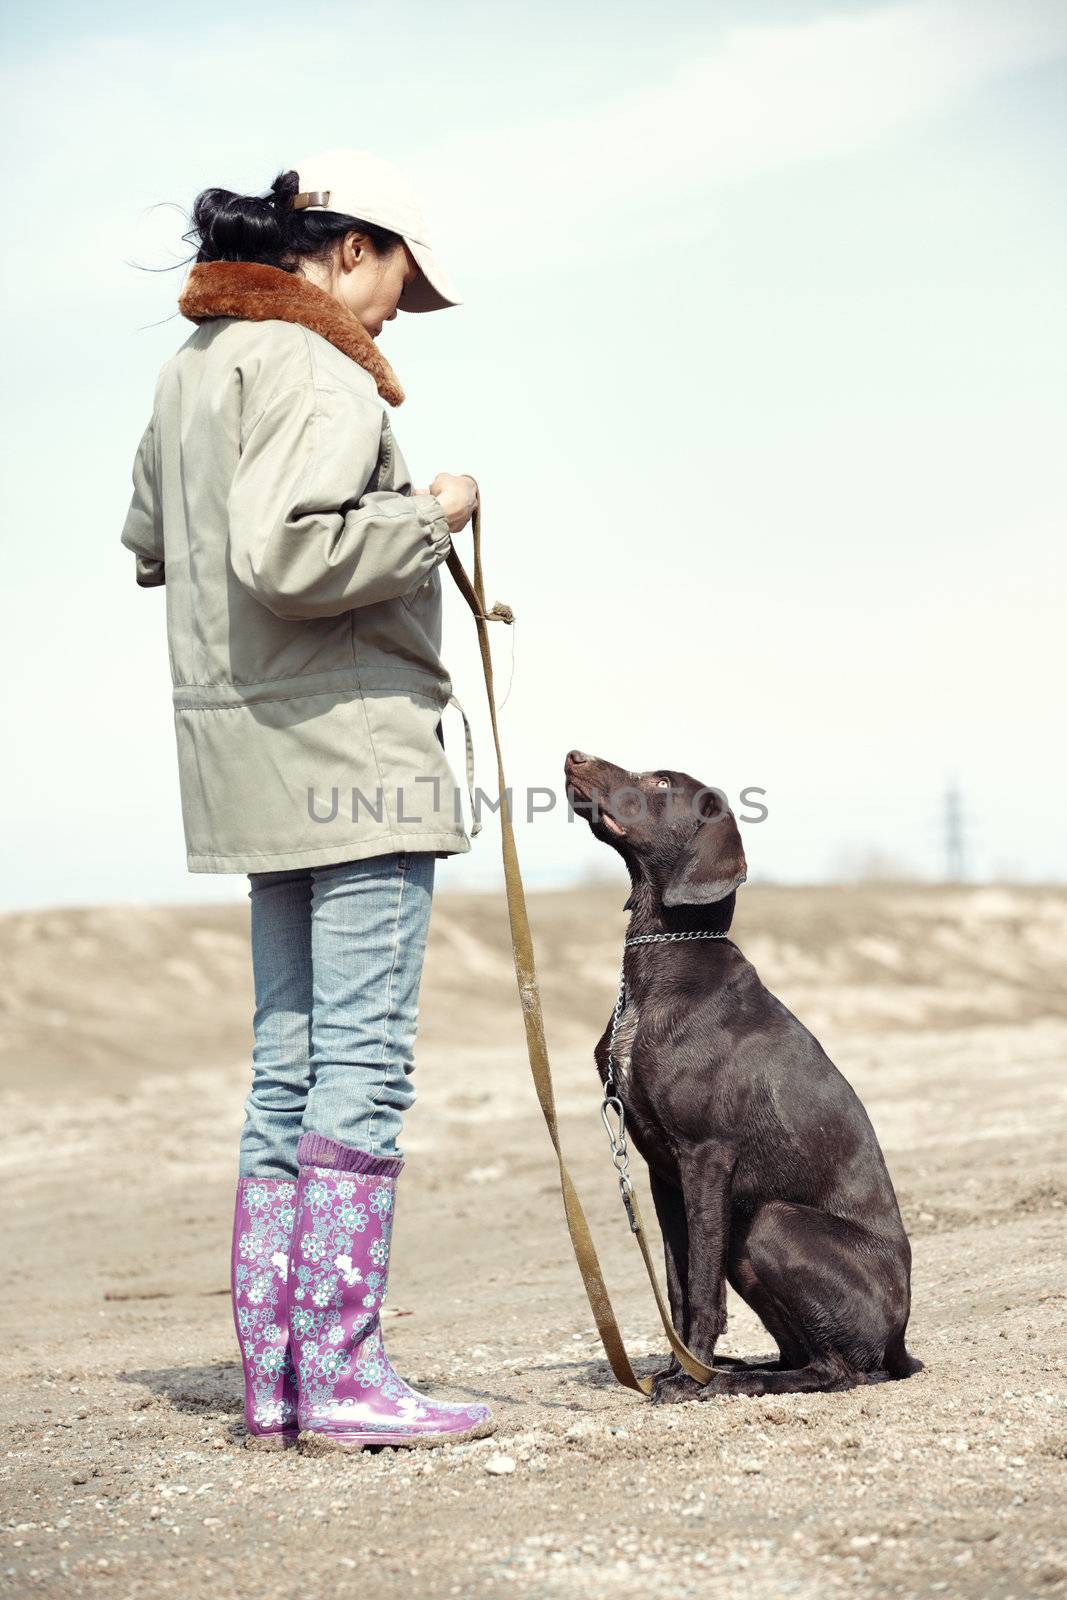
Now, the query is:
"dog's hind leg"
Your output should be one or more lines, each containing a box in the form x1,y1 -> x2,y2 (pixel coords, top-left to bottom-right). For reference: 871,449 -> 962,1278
698,1357 -> 866,1399
720,1200 -> 913,1396
884,1328 -> 923,1379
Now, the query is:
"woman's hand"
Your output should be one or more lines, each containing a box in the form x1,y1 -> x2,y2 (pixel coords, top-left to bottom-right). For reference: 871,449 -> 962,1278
414,473 -> 478,534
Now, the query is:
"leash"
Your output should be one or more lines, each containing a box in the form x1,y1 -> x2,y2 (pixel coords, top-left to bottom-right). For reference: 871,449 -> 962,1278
444,489 -> 717,1396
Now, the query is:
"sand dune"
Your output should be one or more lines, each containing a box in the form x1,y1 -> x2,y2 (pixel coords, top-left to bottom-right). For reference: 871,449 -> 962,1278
1,884 -> 1064,1599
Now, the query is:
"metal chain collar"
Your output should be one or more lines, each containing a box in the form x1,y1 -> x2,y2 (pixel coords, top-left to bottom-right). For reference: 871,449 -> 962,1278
600,931 -> 729,1230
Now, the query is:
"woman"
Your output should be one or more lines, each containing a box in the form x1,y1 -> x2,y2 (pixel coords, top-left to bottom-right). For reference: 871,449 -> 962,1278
119,147 -> 494,1452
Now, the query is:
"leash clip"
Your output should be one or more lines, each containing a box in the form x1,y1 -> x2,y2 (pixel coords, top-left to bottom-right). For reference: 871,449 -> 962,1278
618,1174 -> 639,1233
602,1092 -> 637,1233
600,1093 -> 627,1159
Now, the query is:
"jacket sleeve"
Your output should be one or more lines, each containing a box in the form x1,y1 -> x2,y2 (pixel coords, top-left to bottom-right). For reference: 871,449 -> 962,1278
119,415 -> 166,587
226,379 -> 453,621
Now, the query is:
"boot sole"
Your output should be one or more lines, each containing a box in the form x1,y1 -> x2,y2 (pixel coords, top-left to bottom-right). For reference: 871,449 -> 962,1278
297,1417 -> 497,1453
243,1431 -> 299,1451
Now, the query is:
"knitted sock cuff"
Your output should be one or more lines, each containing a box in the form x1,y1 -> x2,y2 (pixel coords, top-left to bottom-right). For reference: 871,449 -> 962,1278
296,1131 -> 405,1178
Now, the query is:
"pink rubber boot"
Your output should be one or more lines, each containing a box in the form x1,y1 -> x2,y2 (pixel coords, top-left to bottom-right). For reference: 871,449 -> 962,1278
288,1132 -> 495,1451
230,1177 -> 300,1447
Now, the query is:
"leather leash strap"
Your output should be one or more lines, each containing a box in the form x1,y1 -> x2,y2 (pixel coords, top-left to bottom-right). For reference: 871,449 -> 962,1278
444,491 -> 716,1395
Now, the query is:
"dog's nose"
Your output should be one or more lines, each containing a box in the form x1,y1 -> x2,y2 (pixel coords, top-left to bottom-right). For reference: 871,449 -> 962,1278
566,749 -> 589,766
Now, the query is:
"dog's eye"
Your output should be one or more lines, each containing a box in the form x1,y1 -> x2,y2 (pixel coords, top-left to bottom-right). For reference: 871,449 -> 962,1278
654,775 -> 671,788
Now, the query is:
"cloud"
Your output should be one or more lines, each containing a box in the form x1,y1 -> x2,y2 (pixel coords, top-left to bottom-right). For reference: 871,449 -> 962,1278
2,0 -> 1065,305
421,0 -> 1067,260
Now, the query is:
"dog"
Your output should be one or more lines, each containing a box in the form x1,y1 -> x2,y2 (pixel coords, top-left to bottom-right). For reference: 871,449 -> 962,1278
563,750 -> 920,1404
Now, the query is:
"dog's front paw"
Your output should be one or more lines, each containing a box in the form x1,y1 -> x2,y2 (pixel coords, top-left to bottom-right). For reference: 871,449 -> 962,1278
650,1367 -> 704,1406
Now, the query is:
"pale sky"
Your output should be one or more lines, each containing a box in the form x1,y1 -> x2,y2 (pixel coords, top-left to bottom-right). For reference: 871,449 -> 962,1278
2,0 -> 1065,909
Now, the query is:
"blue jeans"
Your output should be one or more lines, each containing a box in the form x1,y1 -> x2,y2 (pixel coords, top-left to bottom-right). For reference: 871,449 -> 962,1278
241,851 -> 436,1178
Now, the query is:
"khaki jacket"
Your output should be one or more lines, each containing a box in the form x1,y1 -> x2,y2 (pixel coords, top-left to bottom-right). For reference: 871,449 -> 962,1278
119,260 -> 478,873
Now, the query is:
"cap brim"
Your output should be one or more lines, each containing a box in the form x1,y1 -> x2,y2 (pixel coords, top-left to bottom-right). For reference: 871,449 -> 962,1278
397,237 -> 463,313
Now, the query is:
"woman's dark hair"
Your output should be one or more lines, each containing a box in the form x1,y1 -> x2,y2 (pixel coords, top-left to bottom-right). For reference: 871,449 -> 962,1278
181,168 -> 404,272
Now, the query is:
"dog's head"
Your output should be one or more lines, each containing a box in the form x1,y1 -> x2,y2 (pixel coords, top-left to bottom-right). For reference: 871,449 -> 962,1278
563,749 -> 747,913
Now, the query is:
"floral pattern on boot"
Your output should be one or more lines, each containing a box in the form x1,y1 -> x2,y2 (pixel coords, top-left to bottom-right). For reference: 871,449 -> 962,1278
288,1149 -> 494,1448
231,1178 -> 299,1442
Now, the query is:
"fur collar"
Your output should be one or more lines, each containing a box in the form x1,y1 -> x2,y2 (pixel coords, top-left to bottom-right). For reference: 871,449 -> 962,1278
177,259 -> 405,407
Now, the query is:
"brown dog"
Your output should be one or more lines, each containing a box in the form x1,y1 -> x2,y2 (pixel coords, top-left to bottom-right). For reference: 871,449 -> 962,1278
564,750 -> 920,1403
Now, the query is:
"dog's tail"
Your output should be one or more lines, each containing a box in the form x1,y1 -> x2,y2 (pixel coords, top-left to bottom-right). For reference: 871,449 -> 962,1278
884,1330 -> 923,1379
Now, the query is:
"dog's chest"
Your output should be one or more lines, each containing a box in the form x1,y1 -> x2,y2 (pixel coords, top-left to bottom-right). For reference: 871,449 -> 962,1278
609,994 -> 641,1087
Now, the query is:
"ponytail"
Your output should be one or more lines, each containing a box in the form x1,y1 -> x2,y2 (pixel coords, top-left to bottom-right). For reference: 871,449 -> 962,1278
182,168 -> 402,272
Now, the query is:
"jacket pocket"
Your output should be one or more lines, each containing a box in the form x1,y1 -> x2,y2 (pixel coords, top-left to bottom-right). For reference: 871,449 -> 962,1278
400,564 -> 441,617
400,579 -> 428,613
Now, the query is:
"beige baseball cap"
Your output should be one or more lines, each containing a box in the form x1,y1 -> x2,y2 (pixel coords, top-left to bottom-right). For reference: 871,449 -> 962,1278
290,146 -> 462,313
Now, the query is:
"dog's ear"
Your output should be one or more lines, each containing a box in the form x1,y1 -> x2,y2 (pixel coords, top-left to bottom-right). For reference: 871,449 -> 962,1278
661,791 -> 747,907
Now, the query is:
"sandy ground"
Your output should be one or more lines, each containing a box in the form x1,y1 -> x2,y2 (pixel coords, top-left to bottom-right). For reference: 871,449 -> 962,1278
1,883 -> 1065,1599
